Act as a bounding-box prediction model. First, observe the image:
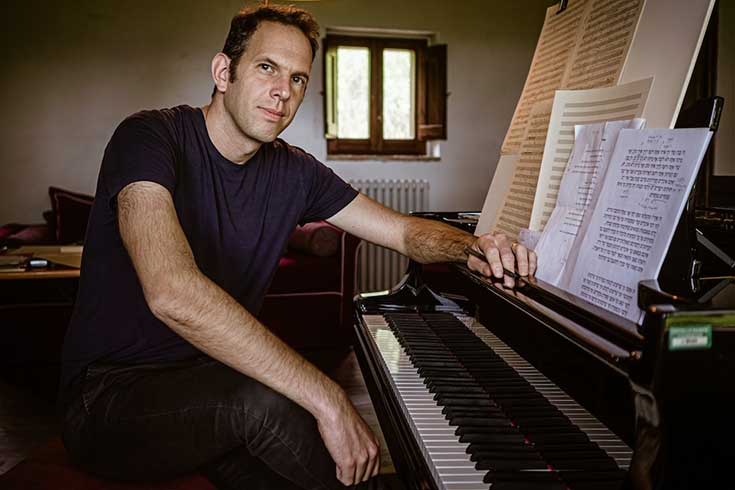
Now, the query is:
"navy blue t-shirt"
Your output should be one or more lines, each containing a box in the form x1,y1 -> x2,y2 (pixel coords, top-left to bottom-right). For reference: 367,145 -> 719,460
60,105 -> 358,391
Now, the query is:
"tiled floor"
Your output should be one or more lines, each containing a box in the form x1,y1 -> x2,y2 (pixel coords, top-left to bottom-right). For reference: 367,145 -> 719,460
0,350 -> 404,488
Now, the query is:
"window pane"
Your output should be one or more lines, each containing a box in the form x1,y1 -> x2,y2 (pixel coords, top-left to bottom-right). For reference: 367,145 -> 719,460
382,49 -> 415,140
336,46 -> 370,139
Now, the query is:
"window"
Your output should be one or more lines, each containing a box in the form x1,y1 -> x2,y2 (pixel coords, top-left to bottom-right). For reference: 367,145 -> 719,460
324,35 -> 447,156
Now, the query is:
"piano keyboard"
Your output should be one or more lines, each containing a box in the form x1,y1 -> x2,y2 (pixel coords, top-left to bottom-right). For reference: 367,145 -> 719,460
361,312 -> 633,490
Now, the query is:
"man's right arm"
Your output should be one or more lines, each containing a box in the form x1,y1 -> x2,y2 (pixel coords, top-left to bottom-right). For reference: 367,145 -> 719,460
117,181 -> 379,485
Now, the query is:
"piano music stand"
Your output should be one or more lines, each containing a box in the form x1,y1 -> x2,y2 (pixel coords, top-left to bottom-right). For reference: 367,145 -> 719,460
657,96 -> 729,301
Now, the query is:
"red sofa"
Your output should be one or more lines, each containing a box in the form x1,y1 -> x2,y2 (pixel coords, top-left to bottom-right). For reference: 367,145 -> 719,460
1,187 -> 360,350
261,221 -> 360,350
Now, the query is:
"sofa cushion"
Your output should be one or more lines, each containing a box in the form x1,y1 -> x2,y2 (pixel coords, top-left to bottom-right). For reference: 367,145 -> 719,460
6,224 -> 54,245
0,223 -> 54,246
268,251 -> 341,294
0,223 -> 23,242
288,222 -> 341,257
260,294 -> 351,349
49,187 -> 94,244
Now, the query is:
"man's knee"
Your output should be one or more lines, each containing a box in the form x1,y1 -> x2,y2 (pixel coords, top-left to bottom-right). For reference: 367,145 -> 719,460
228,377 -> 320,452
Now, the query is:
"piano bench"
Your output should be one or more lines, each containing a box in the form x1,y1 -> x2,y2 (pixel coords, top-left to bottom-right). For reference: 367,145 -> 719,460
0,437 -> 215,490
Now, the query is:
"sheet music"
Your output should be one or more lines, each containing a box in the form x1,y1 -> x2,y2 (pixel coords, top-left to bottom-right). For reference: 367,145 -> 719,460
535,119 -> 644,285
501,0 -> 646,155
501,1 -> 589,155
493,103 -> 552,240
528,77 -> 652,232
566,128 -> 712,322
562,0 -> 644,90
475,154 -> 518,236
619,0 -> 716,128
486,0 -> 711,244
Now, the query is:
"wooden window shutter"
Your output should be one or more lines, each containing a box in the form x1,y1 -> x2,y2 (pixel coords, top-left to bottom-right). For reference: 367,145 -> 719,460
323,38 -> 338,139
418,44 -> 447,141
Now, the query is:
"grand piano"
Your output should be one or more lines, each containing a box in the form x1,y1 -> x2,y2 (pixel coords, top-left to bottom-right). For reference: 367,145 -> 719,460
352,98 -> 734,490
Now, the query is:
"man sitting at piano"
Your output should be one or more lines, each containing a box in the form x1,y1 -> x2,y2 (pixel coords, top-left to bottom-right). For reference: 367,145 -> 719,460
59,4 -> 536,489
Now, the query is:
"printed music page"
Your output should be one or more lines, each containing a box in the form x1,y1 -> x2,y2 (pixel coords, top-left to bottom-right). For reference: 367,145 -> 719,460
493,103 -> 552,240
534,118 -> 644,286
475,154 -> 519,236
562,0 -> 644,90
619,0 -> 715,129
501,0 -> 590,155
528,77 -> 652,232
565,128 -> 712,323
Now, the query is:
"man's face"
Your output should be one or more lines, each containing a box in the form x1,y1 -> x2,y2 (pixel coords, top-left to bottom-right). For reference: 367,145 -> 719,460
222,21 -> 313,144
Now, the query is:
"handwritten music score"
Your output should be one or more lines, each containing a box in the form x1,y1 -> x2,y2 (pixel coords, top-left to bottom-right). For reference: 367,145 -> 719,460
501,0 -> 588,155
566,128 -> 712,322
491,79 -> 651,241
493,103 -> 552,240
501,0 -> 643,155
528,77 -> 652,231
563,0 -> 644,90
534,118 -> 645,286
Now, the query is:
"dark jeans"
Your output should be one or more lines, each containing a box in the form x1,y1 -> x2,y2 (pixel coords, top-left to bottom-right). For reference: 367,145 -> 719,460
61,357 -> 343,490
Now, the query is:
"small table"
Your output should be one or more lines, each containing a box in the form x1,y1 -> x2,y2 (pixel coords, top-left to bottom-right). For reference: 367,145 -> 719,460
0,246 -> 82,303
0,268 -> 80,281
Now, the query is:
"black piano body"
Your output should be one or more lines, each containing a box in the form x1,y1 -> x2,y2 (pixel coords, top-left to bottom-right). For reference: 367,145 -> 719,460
352,211 -> 735,490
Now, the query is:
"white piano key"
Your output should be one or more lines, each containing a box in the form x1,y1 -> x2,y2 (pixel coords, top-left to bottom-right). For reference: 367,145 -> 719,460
363,315 -> 488,490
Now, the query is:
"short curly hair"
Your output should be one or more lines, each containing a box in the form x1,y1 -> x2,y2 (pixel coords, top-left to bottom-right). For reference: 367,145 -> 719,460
222,4 -> 320,82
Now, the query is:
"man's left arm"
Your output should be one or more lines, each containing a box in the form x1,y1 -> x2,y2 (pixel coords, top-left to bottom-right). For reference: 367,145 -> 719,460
328,193 -> 537,286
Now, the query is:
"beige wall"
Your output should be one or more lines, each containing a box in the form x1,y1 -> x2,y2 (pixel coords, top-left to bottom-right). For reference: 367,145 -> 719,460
2,0 -> 549,224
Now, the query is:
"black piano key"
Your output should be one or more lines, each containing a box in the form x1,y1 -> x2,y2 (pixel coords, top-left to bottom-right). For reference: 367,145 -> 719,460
556,469 -> 626,481
444,408 -> 506,419
549,458 -> 621,471
386,311 -> 625,489
428,384 -> 488,395
527,435 -> 593,448
488,398 -> 557,409
482,391 -> 549,401
435,394 -> 496,406
417,367 -> 473,374
432,382 -> 539,396
416,367 -> 469,376
456,425 -> 522,437
482,469 -> 559,483
413,361 -> 464,369
449,416 -> 516,427
470,450 -> 540,462
528,443 -> 610,453
488,482 -> 567,490
475,459 -> 549,471
459,431 -> 528,443
441,399 -> 564,419
511,416 -> 577,428
469,443 -> 539,454
538,448 -> 610,460
424,376 -> 483,385
516,420 -> 596,438
443,407 -> 506,419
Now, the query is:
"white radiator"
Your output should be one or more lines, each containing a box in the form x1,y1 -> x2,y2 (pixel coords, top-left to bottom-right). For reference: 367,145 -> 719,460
349,179 -> 430,293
